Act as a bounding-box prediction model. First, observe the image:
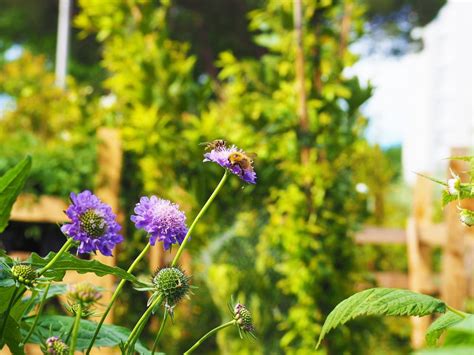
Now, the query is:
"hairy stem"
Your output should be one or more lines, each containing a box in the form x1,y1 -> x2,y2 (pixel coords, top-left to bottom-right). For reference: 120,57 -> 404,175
446,305 -> 466,318
21,283 -> 51,345
184,320 -> 236,354
172,170 -> 229,267
151,309 -> 168,354
69,303 -> 82,355
38,238 -> 74,276
85,243 -> 151,354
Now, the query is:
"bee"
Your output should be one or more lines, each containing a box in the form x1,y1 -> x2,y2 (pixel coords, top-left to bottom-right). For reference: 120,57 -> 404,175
200,139 -> 227,151
228,151 -> 257,172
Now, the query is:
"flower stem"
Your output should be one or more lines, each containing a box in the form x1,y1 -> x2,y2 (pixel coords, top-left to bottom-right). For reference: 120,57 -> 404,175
38,238 -> 75,276
21,283 -> 51,345
446,305 -> 466,318
69,303 -> 82,355
151,309 -> 168,354
85,243 -> 151,354
124,295 -> 163,353
0,286 -> 19,341
184,320 -> 236,354
172,170 -> 229,267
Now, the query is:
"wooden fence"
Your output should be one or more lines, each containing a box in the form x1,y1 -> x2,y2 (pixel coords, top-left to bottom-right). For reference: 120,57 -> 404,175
355,147 -> 474,349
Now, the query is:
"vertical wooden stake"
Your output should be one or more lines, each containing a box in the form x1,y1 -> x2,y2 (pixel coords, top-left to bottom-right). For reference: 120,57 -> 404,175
441,147 -> 470,309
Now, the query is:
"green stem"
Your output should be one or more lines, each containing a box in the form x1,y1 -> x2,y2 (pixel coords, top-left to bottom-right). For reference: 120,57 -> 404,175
19,290 -> 38,321
124,295 -> 163,353
85,243 -> 151,354
21,283 -> 51,345
446,305 -> 466,318
0,287 -> 19,341
69,303 -> 82,355
172,170 -> 229,267
151,309 -> 168,354
38,238 -> 75,276
184,320 -> 236,354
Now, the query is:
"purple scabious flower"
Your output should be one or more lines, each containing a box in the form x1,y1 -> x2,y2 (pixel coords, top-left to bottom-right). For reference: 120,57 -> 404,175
131,196 -> 188,250
203,145 -> 257,184
61,190 -> 123,256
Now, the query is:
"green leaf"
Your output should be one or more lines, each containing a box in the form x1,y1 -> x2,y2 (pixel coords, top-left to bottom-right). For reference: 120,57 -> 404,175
445,315 -> 474,346
0,286 -> 16,314
1,316 -> 24,354
316,288 -> 446,348
442,188 -> 473,207
28,252 -> 136,282
0,156 -> 32,233
24,315 -> 150,354
415,347 -> 474,355
426,312 -> 465,346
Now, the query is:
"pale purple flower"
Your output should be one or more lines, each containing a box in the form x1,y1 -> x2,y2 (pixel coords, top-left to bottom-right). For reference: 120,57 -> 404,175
61,190 -> 123,256
203,145 -> 257,184
131,196 -> 188,250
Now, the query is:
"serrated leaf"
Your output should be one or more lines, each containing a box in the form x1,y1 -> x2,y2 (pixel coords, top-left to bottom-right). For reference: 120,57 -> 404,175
426,312 -> 465,346
0,156 -> 32,233
28,252 -> 136,282
442,188 -> 473,207
316,288 -> 446,348
24,315 -> 150,354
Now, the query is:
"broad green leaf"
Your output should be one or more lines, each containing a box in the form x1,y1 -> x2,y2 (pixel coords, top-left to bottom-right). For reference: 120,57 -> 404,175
1,316 -> 24,354
24,315 -> 150,354
0,286 -> 16,314
316,288 -> 446,348
445,315 -> 474,346
0,156 -> 32,233
426,312 -> 465,346
29,252 -> 136,282
415,346 -> 474,355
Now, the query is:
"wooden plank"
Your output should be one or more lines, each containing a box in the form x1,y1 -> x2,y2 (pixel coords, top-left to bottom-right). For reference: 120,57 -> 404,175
10,194 -> 68,223
441,147 -> 470,310
418,224 -> 447,246
355,227 -> 406,244
373,272 -> 409,288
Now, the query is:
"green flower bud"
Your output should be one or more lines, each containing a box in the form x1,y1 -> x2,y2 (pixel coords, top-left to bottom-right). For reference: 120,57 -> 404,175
233,303 -> 255,332
11,264 -> 37,286
67,283 -> 102,305
152,266 -> 190,307
459,208 -> 474,227
44,336 -> 68,355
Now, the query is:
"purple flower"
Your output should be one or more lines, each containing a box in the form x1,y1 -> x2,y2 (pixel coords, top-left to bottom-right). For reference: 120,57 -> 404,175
203,145 -> 257,184
61,190 -> 123,256
131,196 -> 188,250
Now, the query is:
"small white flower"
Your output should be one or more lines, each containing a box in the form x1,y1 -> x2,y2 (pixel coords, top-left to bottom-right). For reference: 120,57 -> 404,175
447,175 -> 461,195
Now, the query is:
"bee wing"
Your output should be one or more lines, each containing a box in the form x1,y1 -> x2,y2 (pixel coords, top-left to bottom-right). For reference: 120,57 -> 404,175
247,152 -> 258,161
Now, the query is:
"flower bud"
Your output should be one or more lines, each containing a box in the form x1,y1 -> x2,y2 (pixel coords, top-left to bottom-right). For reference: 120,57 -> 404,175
67,283 -> 102,306
152,266 -> 190,307
447,175 -> 461,195
459,208 -> 474,227
233,303 -> 255,332
44,336 -> 68,355
11,264 -> 37,287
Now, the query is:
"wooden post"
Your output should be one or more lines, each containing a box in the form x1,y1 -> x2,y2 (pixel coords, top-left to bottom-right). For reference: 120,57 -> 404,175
93,128 -> 123,325
441,147 -> 471,309
407,175 -> 435,349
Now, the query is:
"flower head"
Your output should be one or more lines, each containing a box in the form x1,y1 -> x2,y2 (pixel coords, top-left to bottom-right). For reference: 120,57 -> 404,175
459,208 -> 474,227
204,144 -> 257,184
233,303 -> 255,333
43,336 -> 68,355
61,190 -> 123,256
131,196 -> 188,250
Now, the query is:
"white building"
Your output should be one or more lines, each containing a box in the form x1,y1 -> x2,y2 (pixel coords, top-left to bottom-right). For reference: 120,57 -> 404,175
401,0 -> 473,182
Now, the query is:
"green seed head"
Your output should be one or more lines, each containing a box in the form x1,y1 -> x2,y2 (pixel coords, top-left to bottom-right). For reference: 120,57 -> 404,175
79,209 -> 106,238
11,264 -> 37,286
234,303 -> 255,332
152,267 -> 190,306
